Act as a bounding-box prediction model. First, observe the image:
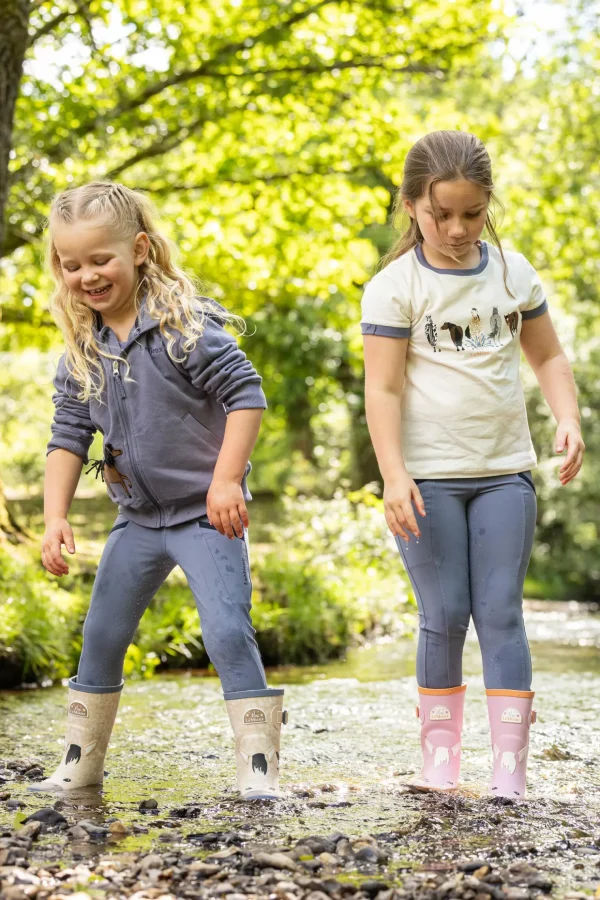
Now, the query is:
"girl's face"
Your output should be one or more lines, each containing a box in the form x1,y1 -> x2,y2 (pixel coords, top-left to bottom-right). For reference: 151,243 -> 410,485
405,178 -> 489,261
52,218 -> 150,318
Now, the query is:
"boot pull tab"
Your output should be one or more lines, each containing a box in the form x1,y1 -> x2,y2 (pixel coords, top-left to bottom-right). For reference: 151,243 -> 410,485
415,705 -> 420,719
530,709 -> 537,725
274,709 -> 289,726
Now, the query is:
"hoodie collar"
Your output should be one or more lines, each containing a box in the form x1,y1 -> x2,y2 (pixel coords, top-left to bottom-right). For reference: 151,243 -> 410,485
93,295 -> 157,344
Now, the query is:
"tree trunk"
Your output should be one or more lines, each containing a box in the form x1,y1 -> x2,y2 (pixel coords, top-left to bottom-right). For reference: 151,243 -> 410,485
0,0 -> 31,538
0,0 -> 30,253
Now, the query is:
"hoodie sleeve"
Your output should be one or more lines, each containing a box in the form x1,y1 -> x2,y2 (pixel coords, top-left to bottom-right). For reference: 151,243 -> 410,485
176,314 -> 268,413
47,354 -> 97,463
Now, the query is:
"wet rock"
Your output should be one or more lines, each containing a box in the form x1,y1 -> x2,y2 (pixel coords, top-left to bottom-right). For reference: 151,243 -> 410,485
206,845 -> 244,860
23,766 -> 44,780
318,853 -> 339,867
18,821 -> 42,840
139,853 -> 164,871
305,893 -> 331,900
108,820 -> 130,835
169,805 -> 203,818
354,845 -> 387,865
188,861 -> 222,876
187,830 -> 225,844
138,798 -> 159,810
459,859 -> 490,873
132,824 -> 149,833
24,807 -> 68,827
303,837 -> 338,856
360,880 -> 389,897
336,839 -> 355,860
253,852 -> 298,871
5,799 -> 26,810
0,791 -> 11,801
503,890 -> 531,900
76,820 -> 110,838
527,875 -> 553,891
68,825 -> 92,842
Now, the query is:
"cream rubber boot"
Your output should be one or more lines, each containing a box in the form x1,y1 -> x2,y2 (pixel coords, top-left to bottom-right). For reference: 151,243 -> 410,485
225,689 -> 288,800
412,684 -> 466,791
29,678 -> 123,792
487,689 -> 536,799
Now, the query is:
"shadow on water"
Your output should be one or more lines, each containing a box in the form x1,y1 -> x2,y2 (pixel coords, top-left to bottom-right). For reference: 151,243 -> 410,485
1,600 -> 599,891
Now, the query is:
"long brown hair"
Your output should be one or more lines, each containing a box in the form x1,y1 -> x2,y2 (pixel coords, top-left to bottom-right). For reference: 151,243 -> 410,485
47,181 -> 244,402
380,131 -> 513,295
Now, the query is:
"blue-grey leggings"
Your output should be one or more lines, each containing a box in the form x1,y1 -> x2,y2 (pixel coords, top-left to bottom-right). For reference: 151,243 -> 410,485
396,472 -> 537,691
77,516 -> 268,699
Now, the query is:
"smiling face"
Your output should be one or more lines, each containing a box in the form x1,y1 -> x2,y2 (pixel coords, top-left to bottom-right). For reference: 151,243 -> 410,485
405,178 -> 489,265
51,218 -> 150,320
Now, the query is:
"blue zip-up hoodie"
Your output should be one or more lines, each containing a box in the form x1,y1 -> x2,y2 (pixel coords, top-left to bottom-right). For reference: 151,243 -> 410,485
47,299 -> 267,528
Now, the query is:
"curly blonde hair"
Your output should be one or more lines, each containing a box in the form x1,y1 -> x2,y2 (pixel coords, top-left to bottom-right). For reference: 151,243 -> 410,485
47,181 -> 244,402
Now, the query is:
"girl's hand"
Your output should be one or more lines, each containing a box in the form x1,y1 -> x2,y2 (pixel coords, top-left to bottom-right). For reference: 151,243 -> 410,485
555,418 -> 585,486
42,517 -> 76,576
383,471 -> 426,542
207,479 -> 249,539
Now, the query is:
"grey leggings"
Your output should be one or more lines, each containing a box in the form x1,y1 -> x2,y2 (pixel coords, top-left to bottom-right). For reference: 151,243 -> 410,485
396,472 -> 537,691
77,516 -> 268,699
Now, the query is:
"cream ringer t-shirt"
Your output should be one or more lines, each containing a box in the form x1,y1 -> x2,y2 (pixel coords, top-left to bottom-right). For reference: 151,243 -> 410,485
360,241 -> 548,479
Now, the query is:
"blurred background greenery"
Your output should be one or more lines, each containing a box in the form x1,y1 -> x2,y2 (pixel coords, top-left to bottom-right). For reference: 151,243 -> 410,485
0,0 -> 598,686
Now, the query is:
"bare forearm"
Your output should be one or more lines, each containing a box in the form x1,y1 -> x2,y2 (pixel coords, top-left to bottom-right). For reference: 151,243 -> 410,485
213,408 -> 263,482
534,352 -> 580,425
365,387 -> 406,481
44,449 -> 84,522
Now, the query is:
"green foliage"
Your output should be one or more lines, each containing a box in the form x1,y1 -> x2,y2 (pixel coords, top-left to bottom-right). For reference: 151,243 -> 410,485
0,550 -> 84,683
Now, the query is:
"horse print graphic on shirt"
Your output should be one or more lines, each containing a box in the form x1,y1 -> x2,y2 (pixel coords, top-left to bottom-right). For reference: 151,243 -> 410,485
425,315 -> 440,352
505,311 -> 519,338
441,322 -> 464,351
489,307 -> 502,346
464,308 -> 495,350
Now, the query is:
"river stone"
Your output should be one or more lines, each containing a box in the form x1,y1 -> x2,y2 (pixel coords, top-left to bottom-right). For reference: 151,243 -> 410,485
253,852 -> 298,871
303,837 -> 338,855
18,821 -> 42,840
139,853 -> 164,871
138,798 -> 159,810
68,825 -> 92,842
318,853 -> 339,866
459,859 -> 490,873
360,880 -> 389,896
336,839 -> 354,860
188,861 -> 222,876
108,820 -> 129,835
6,800 -> 26,810
0,791 -> 10,801
354,846 -> 387,864
24,808 -> 67,826
503,890 -> 531,900
305,892 -> 331,900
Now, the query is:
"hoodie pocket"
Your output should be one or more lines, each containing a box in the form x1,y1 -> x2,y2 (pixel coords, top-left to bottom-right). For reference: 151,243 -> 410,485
182,413 -> 222,451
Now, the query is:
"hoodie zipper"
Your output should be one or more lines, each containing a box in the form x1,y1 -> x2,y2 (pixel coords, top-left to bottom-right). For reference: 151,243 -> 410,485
111,357 -> 164,526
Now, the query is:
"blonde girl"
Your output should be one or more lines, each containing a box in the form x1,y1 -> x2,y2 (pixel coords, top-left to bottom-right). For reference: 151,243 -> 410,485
34,182 -> 286,800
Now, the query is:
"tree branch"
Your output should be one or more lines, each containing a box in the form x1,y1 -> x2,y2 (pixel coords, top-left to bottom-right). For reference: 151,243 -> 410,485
103,114 -> 210,179
27,0 -> 92,46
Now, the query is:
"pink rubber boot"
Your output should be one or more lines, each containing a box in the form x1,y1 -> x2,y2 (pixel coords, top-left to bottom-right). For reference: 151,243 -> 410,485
413,684 -> 466,791
486,689 -> 536,799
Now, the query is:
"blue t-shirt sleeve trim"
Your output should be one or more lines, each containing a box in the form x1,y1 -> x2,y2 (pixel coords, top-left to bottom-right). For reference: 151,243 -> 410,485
361,323 -> 411,338
521,299 -> 548,320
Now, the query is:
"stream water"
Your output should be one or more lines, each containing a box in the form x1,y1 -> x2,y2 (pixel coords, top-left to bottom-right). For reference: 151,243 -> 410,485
1,600 -> 599,894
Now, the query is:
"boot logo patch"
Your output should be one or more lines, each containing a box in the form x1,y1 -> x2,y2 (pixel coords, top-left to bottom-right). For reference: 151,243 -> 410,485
244,708 -> 266,724
430,705 -> 451,721
69,701 -> 88,718
501,707 -> 522,724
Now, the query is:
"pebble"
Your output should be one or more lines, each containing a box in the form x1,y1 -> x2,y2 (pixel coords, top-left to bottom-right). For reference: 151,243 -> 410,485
360,880 -> 389,897
0,791 -> 11,801
253,853 -> 298,871
24,808 -> 67,826
138,798 -> 159,810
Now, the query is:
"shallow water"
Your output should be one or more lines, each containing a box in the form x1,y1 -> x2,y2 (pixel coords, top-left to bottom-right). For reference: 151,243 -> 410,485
1,601 -> 599,893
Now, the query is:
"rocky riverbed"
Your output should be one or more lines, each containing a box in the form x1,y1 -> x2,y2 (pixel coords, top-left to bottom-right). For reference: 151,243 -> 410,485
1,602 -> 599,899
